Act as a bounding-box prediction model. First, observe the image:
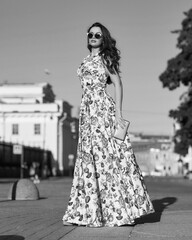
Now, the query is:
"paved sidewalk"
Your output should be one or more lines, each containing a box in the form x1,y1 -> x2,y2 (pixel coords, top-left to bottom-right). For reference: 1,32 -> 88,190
0,177 -> 192,240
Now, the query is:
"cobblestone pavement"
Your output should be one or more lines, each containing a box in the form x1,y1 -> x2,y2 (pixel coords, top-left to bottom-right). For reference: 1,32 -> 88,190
0,177 -> 192,240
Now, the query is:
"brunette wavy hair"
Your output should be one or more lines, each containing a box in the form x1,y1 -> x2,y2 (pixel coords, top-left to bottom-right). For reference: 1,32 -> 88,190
87,22 -> 121,84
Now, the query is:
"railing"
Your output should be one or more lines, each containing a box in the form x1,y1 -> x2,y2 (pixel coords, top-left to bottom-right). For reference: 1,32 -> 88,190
0,141 -> 53,178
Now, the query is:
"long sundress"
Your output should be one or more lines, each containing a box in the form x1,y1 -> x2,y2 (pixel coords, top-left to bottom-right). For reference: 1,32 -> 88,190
62,53 -> 154,227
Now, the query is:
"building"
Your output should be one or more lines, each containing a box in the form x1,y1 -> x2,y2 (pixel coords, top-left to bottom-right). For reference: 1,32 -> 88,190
0,82 -> 78,176
130,132 -> 192,177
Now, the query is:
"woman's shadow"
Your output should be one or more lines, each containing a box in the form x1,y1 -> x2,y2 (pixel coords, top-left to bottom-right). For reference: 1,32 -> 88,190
136,197 -> 177,224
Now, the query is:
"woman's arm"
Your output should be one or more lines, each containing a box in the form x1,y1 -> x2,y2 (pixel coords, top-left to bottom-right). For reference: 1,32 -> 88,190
108,70 -> 123,115
105,67 -> 126,128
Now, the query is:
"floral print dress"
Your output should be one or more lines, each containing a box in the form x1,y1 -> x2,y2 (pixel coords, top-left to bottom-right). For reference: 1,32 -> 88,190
62,53 -> 154,227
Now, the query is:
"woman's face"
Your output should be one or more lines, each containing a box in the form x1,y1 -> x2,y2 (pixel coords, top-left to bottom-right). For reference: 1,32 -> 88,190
88,26 -> 103,50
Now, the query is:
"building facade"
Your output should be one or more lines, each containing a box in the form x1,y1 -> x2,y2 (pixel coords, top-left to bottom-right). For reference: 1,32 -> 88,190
131,132 -> 192,177
0,82 -> 78,176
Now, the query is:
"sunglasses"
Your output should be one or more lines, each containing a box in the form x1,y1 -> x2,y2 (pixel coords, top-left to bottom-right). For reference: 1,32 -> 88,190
87,32 -> 103,39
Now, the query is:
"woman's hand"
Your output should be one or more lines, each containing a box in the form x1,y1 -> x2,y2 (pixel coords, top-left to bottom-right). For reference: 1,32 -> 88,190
115,111 -> 126,129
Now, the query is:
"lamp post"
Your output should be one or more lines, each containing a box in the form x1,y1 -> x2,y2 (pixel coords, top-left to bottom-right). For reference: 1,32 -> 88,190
58,113 -> 67,174
13,144 -> 24,178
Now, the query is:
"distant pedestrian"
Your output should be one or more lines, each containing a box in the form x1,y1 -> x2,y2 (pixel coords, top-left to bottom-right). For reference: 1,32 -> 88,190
178,157 -> 183,175
29,163 -> 35,180
68,154 -> 74,177
29,162 -> 40,184
168,166 -> 172,176
62,22 -> 154,227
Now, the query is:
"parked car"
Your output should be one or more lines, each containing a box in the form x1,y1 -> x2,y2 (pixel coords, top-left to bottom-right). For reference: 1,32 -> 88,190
150,169 -> 163,177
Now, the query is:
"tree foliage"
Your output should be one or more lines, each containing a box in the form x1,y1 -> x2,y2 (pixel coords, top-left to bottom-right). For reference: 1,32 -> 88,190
159,9 -> 192,156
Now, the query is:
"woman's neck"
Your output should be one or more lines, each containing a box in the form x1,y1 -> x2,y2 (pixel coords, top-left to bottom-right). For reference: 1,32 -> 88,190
91,48 -> 100,57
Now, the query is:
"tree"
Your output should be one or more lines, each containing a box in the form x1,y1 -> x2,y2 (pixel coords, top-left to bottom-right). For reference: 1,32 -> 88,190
159,9 -> 192,156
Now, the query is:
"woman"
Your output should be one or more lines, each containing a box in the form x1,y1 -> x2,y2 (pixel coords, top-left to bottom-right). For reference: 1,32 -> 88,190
62,22 -> 154,227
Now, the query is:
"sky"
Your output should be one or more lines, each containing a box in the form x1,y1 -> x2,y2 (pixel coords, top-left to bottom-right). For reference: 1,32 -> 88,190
0,0 -> 192,135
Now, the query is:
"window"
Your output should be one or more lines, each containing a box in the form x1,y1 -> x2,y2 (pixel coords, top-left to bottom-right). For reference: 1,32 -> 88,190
12,124 -> 19,135
34,124 -> 41,135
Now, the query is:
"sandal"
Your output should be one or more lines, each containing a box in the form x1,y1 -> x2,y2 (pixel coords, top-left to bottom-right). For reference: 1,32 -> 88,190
63,221 -> 74,226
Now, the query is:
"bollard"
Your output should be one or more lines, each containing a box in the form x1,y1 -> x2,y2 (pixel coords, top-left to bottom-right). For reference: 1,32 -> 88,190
8,179 -> 40,200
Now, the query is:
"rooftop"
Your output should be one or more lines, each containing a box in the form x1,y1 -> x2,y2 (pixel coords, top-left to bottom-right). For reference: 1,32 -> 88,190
0,82 -> 48,87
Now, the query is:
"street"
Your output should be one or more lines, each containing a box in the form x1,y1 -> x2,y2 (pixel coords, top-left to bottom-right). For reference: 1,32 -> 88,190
0,176 -> 192,240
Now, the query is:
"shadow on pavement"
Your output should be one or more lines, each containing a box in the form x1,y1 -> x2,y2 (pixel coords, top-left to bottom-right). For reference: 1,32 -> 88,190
0,236 -> 24,240
0,200 -> 12,203
0,181 -> 16,184
0,197 -> 47,202
136,197 -> 177,224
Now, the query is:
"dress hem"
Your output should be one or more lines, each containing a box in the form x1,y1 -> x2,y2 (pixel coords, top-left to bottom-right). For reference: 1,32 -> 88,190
62,208 -> 154,227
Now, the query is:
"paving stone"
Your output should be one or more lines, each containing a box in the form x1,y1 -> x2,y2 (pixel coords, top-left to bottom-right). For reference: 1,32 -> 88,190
130,232 -> 192,240
132,222 -> 192,238
59,226 -> 133,240
40,226 -> 77,240
0,177 -> 192,240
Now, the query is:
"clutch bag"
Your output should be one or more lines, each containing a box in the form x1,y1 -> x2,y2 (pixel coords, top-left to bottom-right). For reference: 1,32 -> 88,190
114,119 -> 130,141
